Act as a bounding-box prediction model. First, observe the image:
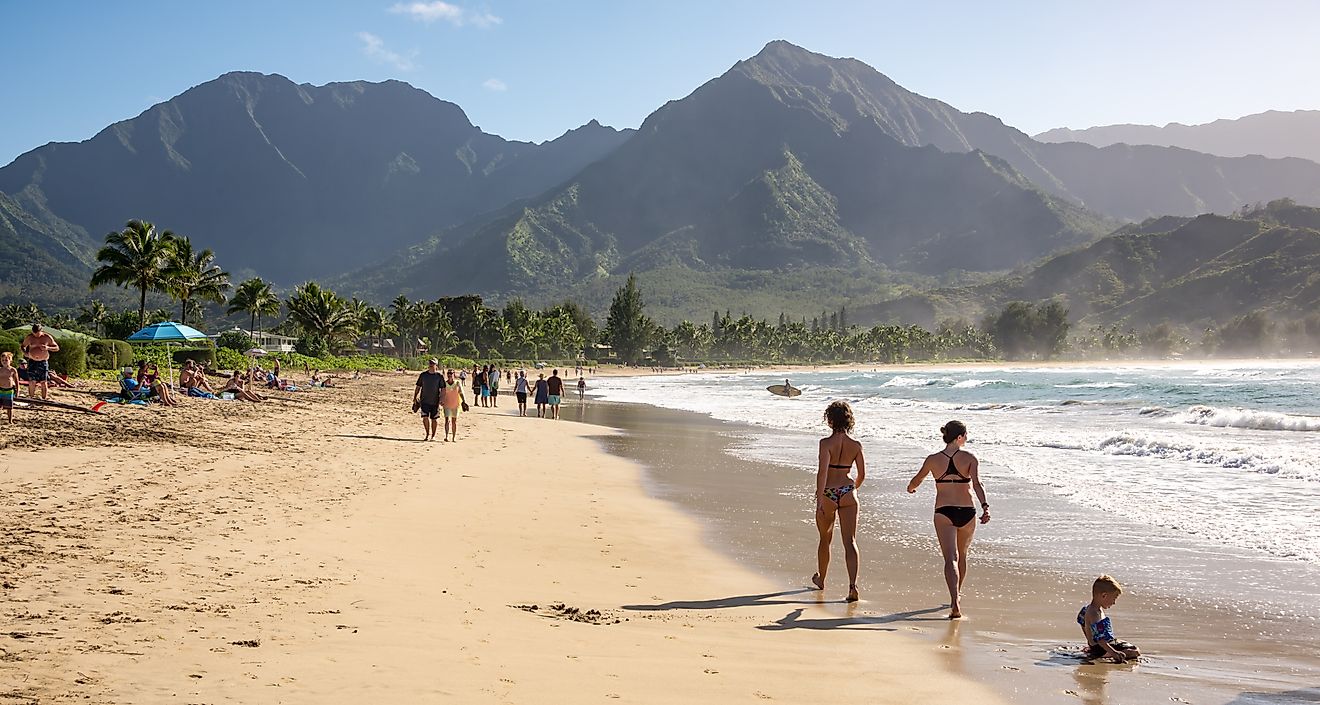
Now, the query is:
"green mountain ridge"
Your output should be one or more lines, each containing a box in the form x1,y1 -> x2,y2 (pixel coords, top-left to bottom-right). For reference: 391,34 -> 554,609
0,72 -> 633,283
345,43 -> 1119,309
853,201 -> 1320,329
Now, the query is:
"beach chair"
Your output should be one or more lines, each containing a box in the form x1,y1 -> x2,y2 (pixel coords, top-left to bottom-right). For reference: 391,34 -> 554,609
117,375 -> 153,404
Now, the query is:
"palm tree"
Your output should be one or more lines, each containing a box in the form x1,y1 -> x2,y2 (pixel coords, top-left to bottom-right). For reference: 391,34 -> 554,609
168,236 -> 230,326
76,300 -> 110,336
227,277 -> 281,340
361,307 -> 396,356
285,282 -> 358,353
89,220 -> 177,328
390,295 -> 413,356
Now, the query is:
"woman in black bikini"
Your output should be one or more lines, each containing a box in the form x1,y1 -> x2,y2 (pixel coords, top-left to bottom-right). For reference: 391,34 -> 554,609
811,401 -> 866,602
907,420 -> 989,619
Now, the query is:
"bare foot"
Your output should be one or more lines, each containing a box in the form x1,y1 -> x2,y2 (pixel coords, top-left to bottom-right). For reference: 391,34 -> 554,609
811,573 -> 825,590
948,610 -> 963,619
847,585 -> 859,602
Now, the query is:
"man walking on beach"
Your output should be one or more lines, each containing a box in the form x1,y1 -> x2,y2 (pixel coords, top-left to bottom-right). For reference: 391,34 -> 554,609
547,368 -> 565,420
441,368 -> 467,442
414,358 -> 444,441
20,323 -> 59,400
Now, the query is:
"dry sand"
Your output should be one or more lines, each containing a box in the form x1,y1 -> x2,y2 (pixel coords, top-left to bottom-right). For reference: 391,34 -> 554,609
1,374 -> 1005,704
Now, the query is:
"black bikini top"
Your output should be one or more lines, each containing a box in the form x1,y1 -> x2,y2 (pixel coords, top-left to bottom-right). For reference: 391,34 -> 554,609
935,450 -> 970,483
828,463 -> 851,470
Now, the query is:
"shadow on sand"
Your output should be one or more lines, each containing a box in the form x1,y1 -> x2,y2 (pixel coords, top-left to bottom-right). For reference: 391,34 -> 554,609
756,605 -> 948,632
623,588 -> 822,611
333,434 -> 424,443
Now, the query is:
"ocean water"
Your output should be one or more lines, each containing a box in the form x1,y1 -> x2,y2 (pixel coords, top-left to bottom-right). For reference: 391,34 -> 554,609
590,361 -> 1320,617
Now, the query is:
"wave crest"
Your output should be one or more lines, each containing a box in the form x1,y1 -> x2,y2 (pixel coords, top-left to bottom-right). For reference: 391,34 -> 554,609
1184,405 -> 1320,432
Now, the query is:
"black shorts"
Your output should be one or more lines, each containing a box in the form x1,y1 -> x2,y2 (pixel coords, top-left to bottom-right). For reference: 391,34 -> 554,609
23,358 -> 49,382
1086,641 -> 1136,659
419,402 -> 439,419
516,392 -> 527,403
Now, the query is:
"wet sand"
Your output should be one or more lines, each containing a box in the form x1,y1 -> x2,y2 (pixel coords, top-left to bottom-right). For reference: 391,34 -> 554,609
571,399 -> 1320,705
1,375 -> 1010,703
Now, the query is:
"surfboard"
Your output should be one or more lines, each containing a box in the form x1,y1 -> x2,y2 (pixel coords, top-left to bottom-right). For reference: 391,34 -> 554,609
766,384 -> 801,397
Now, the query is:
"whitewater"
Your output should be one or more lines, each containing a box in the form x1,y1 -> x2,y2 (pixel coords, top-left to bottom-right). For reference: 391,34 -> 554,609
591,361 -> 1320,613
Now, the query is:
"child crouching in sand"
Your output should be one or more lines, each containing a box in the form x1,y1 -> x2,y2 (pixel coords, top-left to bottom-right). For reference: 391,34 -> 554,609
1078,574 -> 1140,662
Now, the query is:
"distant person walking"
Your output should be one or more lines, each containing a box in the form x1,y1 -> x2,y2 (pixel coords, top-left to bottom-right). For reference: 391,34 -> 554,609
533,372 -> 549,418
906,420 -> 990,619
547,369 -> 565,420
441,368 -> 467,442
20,323 -> 59,400
413,358 -> 444,441
514,370 -> 530,417
811,401 -> 866,603
577,375 -> 586,401
489,365 -> 500,407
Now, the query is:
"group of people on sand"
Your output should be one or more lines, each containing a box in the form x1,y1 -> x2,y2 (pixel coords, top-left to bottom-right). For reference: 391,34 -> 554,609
814,401 -> 1140,662
414,362 -> 589,439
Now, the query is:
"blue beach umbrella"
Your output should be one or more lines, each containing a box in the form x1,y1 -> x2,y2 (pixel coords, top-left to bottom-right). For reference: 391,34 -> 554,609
126,321 -> 209,343
127,321 -> 209,377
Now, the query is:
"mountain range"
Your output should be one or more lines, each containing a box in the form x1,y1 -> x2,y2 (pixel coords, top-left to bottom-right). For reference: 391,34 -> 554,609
0,72 -> 632,287
4,41 -> 1320,327
1035,110 -> 1320,165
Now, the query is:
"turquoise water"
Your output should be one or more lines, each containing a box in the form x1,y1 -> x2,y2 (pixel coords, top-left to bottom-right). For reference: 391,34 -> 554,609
592,362 -> 1320,615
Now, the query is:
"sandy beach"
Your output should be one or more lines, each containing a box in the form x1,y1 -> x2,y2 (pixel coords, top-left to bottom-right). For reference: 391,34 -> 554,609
1,374 -> 1009,704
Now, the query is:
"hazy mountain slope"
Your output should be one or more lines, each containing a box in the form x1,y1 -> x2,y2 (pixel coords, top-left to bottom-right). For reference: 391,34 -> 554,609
346,42 -> 1114,305
0,72 -> 632,283
1035,110 -> 1320,164
731,43 -> 1320,220
853,202 -> 1320,328
0,192 -> 98,308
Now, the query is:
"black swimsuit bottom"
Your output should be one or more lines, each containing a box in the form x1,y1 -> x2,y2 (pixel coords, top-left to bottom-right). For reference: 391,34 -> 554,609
935,506 -> 977,527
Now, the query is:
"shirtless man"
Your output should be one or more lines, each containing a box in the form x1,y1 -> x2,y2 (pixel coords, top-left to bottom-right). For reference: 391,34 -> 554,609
20,324 -> 59,400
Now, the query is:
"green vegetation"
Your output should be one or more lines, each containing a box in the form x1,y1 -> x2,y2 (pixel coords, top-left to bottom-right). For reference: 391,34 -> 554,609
167,237 -> 230,326
90,220 -> 185,328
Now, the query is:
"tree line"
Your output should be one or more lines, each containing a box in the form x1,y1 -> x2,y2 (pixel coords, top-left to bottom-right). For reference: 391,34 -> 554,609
6,219 -> 1314,366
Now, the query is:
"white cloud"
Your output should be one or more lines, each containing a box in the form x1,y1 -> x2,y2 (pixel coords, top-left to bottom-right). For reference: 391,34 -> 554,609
358,31 -> 417,71
388,1 -> 502,28
482,78 -> 507,92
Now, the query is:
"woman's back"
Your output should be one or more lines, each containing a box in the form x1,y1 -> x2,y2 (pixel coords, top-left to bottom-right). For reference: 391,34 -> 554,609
821,433 -> 861,486
925,449 -> 977,506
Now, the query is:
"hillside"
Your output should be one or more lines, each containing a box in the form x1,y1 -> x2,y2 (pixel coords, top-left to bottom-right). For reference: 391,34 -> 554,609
0,192 -> 94,308
0,72 -> 632,283
346,41 -> 1320,318
1035,110 -> 1320,165
345,42 -> 1118,310
853,201 -> 1320,328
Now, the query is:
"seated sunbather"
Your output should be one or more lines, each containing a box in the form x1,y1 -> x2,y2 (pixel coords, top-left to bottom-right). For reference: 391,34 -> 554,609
222,370 -> 265,402
179,361 -> 216,398
138,362 -> 179,406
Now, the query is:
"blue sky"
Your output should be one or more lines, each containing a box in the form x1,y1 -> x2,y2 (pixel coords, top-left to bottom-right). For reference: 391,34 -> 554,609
3,0 -> 1319,165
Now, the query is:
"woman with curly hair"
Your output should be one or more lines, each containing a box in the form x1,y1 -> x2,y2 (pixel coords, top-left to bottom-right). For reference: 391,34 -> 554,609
811,400 -> 866,602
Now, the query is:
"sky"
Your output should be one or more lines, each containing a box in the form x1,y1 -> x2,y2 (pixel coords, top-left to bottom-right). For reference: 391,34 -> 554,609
3,0 -> 1320,165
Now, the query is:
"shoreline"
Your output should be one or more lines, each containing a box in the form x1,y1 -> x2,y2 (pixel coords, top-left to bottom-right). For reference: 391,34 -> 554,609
590,356 -> 1320,379
573,394 -> 1320,705
0,375 -> 1009,703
